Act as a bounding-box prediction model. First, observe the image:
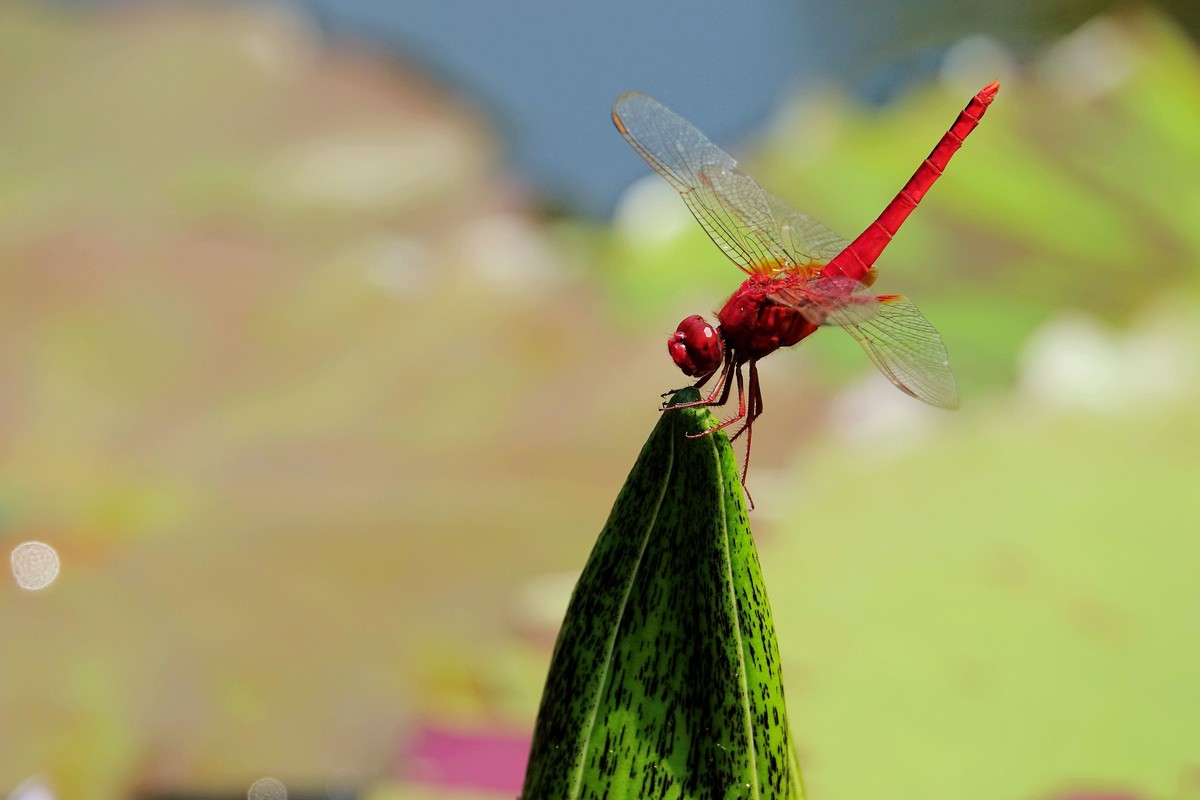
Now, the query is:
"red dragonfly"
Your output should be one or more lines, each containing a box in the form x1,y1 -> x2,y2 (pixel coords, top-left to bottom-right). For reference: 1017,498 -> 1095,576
613,81 -> 998,483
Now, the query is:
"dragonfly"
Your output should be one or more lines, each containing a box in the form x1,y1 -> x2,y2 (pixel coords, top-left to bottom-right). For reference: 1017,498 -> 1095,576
612,81 -> 998,486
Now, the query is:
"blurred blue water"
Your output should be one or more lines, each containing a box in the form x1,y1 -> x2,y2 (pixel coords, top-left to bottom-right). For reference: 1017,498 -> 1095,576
301,0 -> 811,215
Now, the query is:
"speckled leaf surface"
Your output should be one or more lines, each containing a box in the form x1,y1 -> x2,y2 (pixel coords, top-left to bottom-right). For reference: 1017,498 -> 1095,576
522,388 -> 803,800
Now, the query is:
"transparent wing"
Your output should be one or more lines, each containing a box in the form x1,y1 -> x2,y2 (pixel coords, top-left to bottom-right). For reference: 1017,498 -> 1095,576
769,283 -> 958,408
768,274 -> 881,328
842,295 -> 959,408
764,192 -> 851,265
612,92 -> 846,275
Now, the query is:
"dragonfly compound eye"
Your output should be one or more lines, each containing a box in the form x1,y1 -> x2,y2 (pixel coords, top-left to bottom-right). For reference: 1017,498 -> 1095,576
668,314 -> 724,377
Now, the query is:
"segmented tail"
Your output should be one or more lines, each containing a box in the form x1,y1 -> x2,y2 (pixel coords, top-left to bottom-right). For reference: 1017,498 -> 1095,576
823,81 -> 999,282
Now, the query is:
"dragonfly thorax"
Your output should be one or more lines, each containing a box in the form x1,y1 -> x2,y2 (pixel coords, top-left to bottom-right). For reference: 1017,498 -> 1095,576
668,314 -> 724,377
716,278 -> 820,362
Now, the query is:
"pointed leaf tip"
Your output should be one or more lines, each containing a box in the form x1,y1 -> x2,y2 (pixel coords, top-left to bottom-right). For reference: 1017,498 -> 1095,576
662,385 -> 702,407
522,388 -> 803,799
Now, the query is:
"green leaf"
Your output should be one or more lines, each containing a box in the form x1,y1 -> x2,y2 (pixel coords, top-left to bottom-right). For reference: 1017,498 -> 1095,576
522,387 -> 803,800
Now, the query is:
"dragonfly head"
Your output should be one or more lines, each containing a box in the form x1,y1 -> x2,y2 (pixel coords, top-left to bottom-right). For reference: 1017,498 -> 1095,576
668,314 -> 724,378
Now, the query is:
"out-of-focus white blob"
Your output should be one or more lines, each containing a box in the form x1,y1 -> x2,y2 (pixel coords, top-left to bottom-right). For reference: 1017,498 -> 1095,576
10,542 -> 60,591
266,125 -> 483,213
247,777 -> 287,800
940,35 -> 1018,97
514,570 -> 580,632
362,235 -> 437,297
8,777 -> 55,800
613,174 -> 692,245
827,375 -> 943,458
765,88 -> 842,169
1039,16 -> 1136,103
458,214 -> 566,294
235,3 -> 320,79
1019,309 -> 1200,412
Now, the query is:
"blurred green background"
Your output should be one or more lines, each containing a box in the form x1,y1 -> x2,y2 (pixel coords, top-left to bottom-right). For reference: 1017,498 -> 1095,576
1,2 -> 1198,799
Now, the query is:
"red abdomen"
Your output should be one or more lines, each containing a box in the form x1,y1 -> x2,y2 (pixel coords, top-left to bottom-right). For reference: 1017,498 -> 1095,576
716,276 -> 818,362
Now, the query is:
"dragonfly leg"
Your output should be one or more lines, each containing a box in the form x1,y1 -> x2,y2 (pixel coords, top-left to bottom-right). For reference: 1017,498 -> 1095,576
705,360 -> 760,507
658,366 -> 718,400
727,360 -> 764,486
686,360 -> 746,439
662,350 -> 735,411
727,359 -> 761,442
678,358 -> 758,508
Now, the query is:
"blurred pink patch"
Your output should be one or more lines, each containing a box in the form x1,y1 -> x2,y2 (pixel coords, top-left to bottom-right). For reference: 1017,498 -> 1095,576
404,721 -> 531,793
